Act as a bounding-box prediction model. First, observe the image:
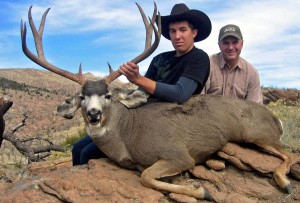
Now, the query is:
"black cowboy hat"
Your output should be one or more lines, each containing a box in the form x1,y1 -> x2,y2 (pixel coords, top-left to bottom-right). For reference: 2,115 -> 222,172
159,3 -> 211,42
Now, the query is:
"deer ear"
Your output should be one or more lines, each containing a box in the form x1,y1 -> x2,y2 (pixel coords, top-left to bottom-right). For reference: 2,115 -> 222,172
107,85 -> 119,95
56,91 -> 82,119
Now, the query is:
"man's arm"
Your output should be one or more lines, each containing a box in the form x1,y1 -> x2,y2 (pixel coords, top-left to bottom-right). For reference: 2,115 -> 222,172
119,62 -> 198,103
246,70 -> 263,104
153,77 -> 197,104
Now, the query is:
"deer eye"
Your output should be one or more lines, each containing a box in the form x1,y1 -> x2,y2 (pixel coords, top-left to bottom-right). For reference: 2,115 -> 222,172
79,94 -> 85,100
105,94 -> 112,100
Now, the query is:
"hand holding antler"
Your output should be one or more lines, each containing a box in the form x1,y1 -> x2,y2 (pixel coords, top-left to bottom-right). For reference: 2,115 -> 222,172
119,62 -> 141,84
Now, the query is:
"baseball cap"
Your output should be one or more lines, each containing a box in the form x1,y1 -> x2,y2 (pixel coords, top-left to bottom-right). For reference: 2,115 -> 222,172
218,24 -> 243,41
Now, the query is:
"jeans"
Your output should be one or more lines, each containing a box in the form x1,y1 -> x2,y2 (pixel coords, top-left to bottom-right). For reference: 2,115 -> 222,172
72,135 -> 106,166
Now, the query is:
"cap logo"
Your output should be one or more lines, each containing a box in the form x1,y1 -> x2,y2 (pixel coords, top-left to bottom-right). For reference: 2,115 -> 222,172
224,27 -> 236,33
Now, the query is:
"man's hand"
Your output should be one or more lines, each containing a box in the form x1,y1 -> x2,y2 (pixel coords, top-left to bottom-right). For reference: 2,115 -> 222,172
118,61 -> 156,94
119,62 -> 141,84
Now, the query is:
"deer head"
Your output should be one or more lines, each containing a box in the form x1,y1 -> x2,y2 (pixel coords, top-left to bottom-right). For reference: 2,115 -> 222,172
21,3 -> 161,129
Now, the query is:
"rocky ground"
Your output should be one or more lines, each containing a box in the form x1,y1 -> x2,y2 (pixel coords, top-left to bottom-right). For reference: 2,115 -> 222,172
1,143 -> 300,203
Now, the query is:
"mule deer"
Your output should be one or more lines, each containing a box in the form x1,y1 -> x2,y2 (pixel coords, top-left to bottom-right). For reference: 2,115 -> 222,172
21,3 -> 297,201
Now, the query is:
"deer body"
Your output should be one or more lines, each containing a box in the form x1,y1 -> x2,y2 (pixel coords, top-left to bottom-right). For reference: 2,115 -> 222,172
89,92 -> 283,170
61,82 -> 290,199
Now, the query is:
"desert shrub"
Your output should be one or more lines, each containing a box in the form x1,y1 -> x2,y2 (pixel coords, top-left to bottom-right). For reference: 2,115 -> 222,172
49,150 -> 72,160
49,129 -> 87,160
267,99 -> 300,151
0,77 -> 50,93
61,129 -> 87,148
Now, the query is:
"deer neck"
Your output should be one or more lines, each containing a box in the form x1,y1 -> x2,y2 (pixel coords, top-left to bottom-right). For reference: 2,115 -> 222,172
88,101 -> 136,168
107,101 -> 132,134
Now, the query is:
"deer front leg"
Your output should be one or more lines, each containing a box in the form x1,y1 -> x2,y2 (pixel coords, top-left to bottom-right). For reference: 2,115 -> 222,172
141,159 -> 213,201
91,134 -> 136,169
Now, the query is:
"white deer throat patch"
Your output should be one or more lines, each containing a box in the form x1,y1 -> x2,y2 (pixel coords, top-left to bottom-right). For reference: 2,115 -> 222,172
86,124 -> 107,138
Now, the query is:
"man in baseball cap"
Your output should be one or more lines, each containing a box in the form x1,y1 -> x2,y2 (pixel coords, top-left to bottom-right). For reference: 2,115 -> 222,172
203,24 -> 263,104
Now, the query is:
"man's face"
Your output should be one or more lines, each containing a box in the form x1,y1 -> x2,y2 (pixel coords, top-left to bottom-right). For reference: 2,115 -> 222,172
218,36 -> 243,63
169,21 -> 197,57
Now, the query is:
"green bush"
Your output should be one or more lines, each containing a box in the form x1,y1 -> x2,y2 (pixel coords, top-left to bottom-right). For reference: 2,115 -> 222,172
49,129 -> 87,160
62,129 -> 87,148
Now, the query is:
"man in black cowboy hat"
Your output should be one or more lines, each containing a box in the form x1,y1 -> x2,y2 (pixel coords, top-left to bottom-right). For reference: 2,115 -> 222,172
119,3 -> 211,103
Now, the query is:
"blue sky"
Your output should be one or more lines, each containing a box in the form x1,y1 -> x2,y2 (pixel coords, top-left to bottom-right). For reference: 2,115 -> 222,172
0,0 -> 299,89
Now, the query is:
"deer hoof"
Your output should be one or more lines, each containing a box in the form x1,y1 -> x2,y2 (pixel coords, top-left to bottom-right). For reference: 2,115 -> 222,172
284,183 -> 293,194
204,188 -> 213,201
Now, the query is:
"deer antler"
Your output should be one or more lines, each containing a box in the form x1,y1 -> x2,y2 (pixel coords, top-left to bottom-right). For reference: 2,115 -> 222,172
105,2 -> 161,84
21,6 -> 85,85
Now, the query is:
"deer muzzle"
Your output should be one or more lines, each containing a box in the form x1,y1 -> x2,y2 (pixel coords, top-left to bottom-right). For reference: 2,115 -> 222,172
87,108 -> 101,125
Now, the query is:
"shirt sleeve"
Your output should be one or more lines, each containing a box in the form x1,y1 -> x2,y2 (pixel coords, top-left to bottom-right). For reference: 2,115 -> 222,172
246,69 -> 263,104
152,76 -> 198,104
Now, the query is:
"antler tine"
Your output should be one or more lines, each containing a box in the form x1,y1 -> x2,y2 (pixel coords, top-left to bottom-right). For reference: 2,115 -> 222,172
21,6 -> 85,85
105,62 -> 121,84
132,2 -> 161,64
105,2 -> 161,84
136,2 -> 156,50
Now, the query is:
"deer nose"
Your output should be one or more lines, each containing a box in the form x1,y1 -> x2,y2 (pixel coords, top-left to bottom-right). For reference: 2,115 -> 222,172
88,108 -> 101,120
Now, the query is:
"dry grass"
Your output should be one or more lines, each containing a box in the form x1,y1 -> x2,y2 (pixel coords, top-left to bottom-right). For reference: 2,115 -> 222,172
267,99 -> 300,151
